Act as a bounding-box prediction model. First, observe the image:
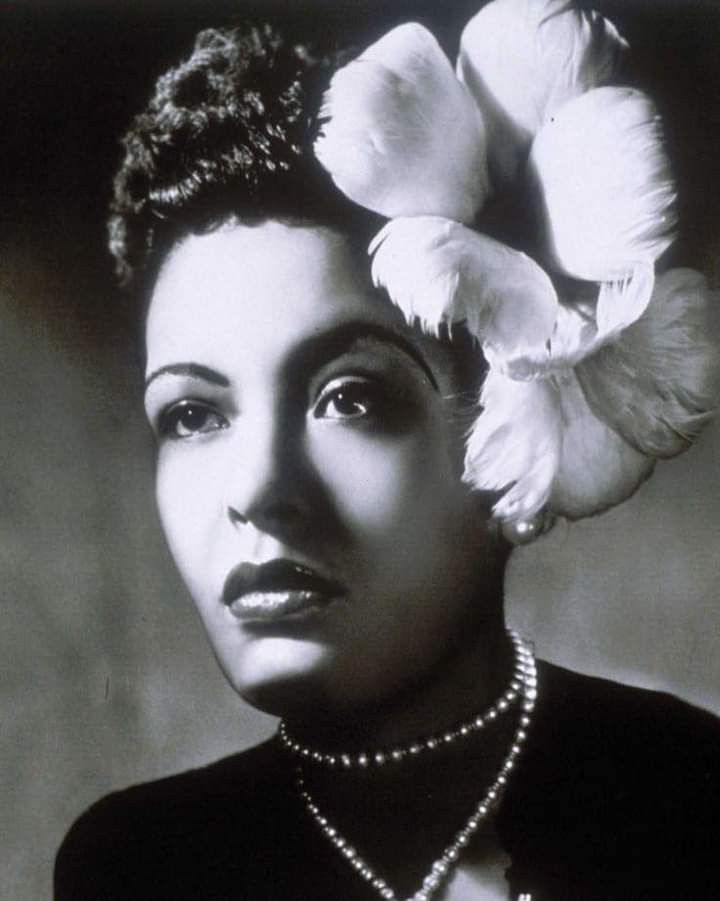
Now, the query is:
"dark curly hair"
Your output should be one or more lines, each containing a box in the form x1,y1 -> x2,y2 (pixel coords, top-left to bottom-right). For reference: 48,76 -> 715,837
109,25 -> 381,292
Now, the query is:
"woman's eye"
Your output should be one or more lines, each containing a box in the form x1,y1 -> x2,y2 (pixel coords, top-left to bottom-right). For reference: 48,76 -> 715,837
313,380 -> 380,421
159,401 -> 228,440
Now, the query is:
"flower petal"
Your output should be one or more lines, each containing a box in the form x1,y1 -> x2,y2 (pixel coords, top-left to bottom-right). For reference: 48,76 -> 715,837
530,86 -> 677,281
369,216 -> 558,367
550,371 -> 655,518
595,263 -> 656,336
458,0 -> 627,181
501,299 -> 595,378
502,263 -> 657,380
465,367 -> 655,521
315,23 -> 488,222
576,268 -> 719,458
464,370 -> 561,520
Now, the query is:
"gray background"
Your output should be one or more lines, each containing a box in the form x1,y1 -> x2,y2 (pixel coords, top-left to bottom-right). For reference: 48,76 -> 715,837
2,1 -> 719,898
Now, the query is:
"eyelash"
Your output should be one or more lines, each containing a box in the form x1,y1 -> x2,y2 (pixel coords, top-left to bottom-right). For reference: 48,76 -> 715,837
313,377 -> 386,422
155,376 -> 399,439
158,399 -> 228,440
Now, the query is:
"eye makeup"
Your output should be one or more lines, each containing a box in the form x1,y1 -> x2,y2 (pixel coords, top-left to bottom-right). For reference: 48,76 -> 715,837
143,324 -> 439,442
307,341 -> 433,436
144,371 -> 233,442
285,321 -> 439,394
157,399 -> 229,440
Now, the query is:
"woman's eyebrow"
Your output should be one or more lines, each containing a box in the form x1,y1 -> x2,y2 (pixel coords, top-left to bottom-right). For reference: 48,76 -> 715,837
295,321 -> 439,390
144,362 -> 230,392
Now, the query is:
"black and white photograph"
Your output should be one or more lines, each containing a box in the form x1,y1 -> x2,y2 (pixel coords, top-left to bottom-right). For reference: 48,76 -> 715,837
2,1 -> 720,898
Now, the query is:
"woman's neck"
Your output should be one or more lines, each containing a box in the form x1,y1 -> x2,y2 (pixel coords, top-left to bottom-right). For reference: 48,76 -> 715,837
285,613 -> 512,754
287,624 -> 521,898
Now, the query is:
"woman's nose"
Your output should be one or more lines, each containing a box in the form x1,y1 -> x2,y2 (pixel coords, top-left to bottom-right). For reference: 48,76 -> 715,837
223,413 -> 313,541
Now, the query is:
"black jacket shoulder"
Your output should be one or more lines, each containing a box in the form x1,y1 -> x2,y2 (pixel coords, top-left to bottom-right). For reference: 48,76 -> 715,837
54,742 -> 294,900
55,664 -> 720,900
499,662 -> 720,898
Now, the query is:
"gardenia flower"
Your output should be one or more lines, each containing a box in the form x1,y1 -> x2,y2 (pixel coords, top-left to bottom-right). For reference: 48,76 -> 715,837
502,265 -> 656,380
576,269 -> 719,458
464,370 -> 562,521
370,216 -> 558,371
458,0 -> 627,180
315,23 -> 489,223
530,87 -> 677,284
314,0 -> 717,523
548,370 -> 655,519
463,363 -> 656,522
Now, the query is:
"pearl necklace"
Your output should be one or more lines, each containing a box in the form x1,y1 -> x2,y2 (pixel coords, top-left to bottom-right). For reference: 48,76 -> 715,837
294,633 -> 537,901
279,630 -> 528,769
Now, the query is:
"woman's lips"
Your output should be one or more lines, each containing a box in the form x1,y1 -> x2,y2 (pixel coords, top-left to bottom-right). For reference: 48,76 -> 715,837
229,589 -> 334,621
222,560 -> 345,623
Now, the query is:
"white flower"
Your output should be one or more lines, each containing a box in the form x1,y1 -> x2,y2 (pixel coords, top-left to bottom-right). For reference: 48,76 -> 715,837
458,0 -> 627,180
314,23 -> 488,223
576,268 -> 719,457
549,370 -> 655,518
463,367 -> 656,521
464,370 -> 562,520
309,7 -> 710,525
369,216 -> 558,369
502,264 -> 657,379
530,86 -> 677,283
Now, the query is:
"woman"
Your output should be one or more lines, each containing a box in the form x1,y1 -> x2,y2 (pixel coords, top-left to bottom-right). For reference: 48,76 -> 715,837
56,3 -> 720,898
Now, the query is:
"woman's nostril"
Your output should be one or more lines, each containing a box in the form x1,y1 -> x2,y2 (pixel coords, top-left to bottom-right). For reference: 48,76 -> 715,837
227,505 -> 248,527
227,496 -> 307,536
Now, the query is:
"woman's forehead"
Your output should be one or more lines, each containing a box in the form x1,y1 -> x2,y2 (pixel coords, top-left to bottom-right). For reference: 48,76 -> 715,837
144,220 -> 457,384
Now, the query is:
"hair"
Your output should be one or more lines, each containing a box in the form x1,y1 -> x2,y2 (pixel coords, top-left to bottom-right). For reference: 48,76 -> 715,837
109,25 -> 382,295
109,23 -> 486,394
112,10 -> 716,525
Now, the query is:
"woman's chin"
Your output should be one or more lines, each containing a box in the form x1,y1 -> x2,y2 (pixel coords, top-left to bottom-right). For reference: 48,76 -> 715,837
215,634 -> 337,717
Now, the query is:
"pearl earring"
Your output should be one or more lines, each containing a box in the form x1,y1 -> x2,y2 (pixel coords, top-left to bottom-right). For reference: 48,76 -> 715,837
500,510 -> 554,546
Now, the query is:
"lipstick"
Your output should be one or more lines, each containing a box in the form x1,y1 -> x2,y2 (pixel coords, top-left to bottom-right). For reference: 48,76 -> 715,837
222,560 -> 345,622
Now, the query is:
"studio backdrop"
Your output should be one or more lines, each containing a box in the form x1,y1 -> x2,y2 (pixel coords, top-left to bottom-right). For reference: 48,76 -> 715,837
1,1 -> 719,898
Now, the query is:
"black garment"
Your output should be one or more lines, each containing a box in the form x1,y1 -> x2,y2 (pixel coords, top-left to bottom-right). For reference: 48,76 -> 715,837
55,663 -> 720,900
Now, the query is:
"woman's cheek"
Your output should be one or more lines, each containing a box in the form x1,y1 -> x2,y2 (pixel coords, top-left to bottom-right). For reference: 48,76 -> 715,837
309,428 -> 444,533
155,445 -> 223,591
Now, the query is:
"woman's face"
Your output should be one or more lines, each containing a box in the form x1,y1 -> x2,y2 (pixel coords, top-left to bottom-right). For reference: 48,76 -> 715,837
144,221 -> 500,717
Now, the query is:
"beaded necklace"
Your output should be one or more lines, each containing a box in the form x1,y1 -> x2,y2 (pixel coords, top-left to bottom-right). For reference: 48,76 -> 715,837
280,630 -> 537,901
